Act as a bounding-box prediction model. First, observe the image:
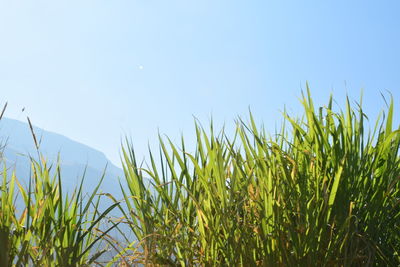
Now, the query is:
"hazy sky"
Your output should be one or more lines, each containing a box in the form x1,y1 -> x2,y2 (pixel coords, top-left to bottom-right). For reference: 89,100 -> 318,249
1,1 -> 399,166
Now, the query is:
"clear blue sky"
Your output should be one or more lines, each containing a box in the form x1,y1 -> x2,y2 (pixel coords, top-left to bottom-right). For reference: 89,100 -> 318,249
1,0 -> 399,166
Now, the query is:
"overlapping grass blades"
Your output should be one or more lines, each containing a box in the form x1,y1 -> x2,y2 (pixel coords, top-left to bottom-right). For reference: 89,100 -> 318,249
1,89 -> 399,266
0,155 -> 118,266
119,90 -> 399,266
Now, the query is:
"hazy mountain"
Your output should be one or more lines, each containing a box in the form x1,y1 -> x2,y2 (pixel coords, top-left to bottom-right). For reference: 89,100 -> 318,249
0,117 -> 137,260
0,117 -> 124,198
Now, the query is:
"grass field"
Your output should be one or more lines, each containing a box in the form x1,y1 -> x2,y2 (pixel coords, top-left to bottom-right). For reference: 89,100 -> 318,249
1,89 -> 399,266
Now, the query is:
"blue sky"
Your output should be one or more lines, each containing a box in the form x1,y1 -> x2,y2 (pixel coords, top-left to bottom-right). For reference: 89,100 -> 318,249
1,0 -> 399,166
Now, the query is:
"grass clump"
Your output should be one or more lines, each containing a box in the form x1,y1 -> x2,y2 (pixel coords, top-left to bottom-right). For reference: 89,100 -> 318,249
1,89 -> 399,266
118,89 -> 399,266
0,156 -> 118,266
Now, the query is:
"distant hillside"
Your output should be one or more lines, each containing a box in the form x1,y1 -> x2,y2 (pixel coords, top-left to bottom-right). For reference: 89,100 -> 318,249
0,117 -> 124,197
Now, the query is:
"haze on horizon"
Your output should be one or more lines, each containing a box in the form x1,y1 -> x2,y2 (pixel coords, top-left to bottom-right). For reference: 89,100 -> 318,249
1,0 -> 399,166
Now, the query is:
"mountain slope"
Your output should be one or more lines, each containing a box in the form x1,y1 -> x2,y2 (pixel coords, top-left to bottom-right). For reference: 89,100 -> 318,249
0,117 -> 124,197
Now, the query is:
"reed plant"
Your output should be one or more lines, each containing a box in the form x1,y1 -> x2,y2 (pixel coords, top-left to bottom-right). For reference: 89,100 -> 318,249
0,114 -> 119,266
118,89 -> 399,266
1,88 -> 399,266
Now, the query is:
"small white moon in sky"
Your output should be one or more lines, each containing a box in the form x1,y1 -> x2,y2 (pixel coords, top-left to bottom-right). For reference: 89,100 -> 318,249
138,65 -> 144,70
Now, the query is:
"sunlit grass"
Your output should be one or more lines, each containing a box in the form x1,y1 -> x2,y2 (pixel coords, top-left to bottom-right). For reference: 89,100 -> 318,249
118,88 -> 399,266
1,88 -> 399,266
0,155 -> 118,266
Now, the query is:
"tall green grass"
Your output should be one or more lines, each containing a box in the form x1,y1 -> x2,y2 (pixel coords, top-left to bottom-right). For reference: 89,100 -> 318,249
118,89 -> 399,266
1,89 -> 399,266
0,122 -> 119,266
